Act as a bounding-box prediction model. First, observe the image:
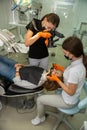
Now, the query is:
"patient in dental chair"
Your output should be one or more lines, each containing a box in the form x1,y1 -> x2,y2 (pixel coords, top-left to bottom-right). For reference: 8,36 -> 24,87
0,55 -> 64,95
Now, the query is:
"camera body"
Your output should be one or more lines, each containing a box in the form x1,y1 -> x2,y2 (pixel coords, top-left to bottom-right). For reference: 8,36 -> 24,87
50,30 -> 64,38
48,30 -> 64,48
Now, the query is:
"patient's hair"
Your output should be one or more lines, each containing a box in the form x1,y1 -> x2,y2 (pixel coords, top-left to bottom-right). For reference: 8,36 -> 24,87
42,76 -> 63,91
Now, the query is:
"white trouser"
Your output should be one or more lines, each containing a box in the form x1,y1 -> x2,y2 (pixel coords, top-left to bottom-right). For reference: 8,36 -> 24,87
29,57 -> 49,70
36,94 -> 75,118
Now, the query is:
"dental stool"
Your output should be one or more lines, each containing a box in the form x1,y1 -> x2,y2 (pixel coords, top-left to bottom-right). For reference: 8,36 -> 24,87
46,81 -> 87,130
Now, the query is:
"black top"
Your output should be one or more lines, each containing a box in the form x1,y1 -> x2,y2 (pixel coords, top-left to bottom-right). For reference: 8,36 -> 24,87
19,66 -> 44,85
26,18 -> 49,59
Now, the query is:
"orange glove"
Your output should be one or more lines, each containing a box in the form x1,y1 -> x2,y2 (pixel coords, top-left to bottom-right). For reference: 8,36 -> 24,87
45,39 -> 49,46
53,63 -> 65,72
47,74 -> 61,84
37,32 -> 52,39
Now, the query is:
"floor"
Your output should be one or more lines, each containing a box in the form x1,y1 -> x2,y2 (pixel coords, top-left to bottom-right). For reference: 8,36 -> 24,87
0,94 -> 87,130
0,44 -> 87,130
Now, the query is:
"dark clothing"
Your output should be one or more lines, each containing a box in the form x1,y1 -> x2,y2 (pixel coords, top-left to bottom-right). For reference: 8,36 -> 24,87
0,55 -> 45,87
19,66 -> 44,85
26,18 -> 49,59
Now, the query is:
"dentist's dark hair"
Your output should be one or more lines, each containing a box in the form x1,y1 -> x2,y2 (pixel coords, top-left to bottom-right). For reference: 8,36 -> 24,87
41,13 -> 60,28
62,36 -> 87,77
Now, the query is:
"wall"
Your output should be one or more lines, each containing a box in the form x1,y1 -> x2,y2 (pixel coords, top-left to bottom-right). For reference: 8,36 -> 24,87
0,0 -> 11,29
40,0 -> 87,37
0,0 -> 87,36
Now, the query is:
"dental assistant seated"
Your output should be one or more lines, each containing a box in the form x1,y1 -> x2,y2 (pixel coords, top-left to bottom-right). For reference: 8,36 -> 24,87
0,55 -> 64,94
31,36 -> 87,126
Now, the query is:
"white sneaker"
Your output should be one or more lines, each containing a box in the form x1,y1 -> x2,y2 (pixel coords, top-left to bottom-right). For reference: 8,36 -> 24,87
31,116 -> 45,125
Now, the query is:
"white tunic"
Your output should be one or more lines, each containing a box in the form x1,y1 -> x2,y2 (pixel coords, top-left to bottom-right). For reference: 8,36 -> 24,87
62,58 -> 86,105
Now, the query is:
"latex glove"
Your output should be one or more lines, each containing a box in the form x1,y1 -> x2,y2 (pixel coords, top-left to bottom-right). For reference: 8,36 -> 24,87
37,32 -> 52,39
45,39 -> 49,46
47,74 -> 61,84
53,63 -> 65,72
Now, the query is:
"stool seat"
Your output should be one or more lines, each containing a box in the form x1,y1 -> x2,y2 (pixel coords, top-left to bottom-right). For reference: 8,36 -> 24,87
58,105 -> 80,115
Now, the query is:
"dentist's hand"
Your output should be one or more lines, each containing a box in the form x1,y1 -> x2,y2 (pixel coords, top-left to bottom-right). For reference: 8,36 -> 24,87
47,74 -> 61,84
53,63 -> 65,72
37,31 -> 52,39
45,39 -> 49,46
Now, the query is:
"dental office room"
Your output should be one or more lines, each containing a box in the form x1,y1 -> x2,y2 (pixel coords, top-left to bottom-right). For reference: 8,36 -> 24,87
0,0 -> 87,130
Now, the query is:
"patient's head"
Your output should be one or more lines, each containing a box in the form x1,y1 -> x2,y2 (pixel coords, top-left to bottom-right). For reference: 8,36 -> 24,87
51,68 -> 63,77
42,67 -> 63,91
47,67 -> 63,78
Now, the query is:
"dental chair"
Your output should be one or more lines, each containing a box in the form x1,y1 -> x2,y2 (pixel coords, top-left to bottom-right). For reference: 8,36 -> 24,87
6,84 -> 44,109
46,81 -> 87,130
6,84 -> 44,96
0,75 -> 44,109
0,74 -> 44,96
